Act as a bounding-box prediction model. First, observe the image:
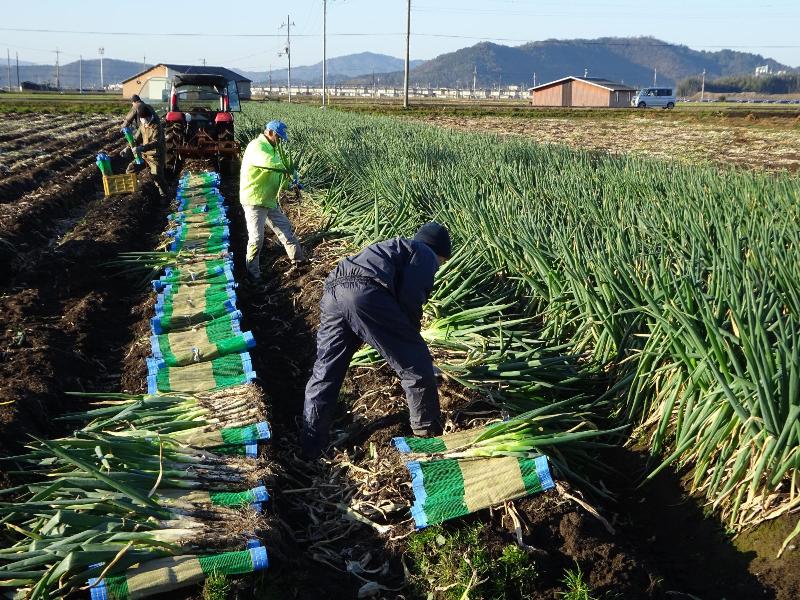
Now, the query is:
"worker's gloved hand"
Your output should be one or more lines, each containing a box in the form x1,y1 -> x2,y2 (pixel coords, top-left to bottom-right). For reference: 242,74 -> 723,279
291,170 -> 304,191
119,147 -> 132,158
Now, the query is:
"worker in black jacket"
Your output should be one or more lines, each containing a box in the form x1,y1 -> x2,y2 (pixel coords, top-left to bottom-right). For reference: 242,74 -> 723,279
120,101 -> 168,197
301,222 -> 452,459
120,94 -> 151,129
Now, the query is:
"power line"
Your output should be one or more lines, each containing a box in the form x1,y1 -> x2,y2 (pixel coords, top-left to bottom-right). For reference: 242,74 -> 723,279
0,26 -> 391,38
3,27 -> 800,49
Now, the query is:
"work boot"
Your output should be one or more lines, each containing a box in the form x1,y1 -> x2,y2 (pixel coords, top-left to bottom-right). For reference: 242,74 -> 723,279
412,423 -> 443,438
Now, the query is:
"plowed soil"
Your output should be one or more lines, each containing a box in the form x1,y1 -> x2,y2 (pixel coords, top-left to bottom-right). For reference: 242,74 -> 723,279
0,112 -> 167,455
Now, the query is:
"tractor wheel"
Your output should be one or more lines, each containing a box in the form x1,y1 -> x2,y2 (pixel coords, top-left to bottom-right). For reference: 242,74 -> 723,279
164,121 -> 184,177
219,155 -> 241,177
216,122 -> 237,177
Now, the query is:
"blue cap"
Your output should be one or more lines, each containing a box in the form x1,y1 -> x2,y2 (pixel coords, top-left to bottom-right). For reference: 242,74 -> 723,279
265,120 -> 288,141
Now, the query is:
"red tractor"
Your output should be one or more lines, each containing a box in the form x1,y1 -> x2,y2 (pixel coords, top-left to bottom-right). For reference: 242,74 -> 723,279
164,74 -> 241,174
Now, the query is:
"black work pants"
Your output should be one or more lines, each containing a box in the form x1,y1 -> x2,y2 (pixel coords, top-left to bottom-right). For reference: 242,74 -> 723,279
302,279 -> 441,457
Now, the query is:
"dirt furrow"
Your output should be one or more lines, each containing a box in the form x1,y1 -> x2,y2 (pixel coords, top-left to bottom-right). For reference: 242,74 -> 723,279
0,114 -> 74,144
0,119 -> 119,177
0,124 -> 121,205
0,114 -> 112,152
0,144 -> 128,282
0,169 -> 165,457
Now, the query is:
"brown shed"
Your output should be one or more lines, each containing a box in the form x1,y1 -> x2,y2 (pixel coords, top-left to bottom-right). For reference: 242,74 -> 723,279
122,64 -> 252,102
528,76 -> 637,108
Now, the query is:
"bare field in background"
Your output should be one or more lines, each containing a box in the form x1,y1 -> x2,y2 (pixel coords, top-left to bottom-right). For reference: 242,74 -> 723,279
415,113 -> 800,172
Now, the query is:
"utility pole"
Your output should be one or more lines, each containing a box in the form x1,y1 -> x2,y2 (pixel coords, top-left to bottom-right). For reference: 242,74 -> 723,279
98,47 -> 105,90
403,0 -> 411,108
15,52 -> 20,91
143,56 -> 146,72
268,64 -> 272,96
6,49 -> 10,93
472,65 -> 477,99
322,0 -> 327,108
700,68 -> 706,102
200,58 -> 207,67
279,15 -> 294,102
55,48 -> 60,91
79,55 -> 83,93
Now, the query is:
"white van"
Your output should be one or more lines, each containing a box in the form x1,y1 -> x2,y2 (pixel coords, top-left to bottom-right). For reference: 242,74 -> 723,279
632,87 -> 676,109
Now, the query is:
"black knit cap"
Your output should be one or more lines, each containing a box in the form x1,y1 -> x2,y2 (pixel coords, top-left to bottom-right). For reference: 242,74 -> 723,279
414,222 -> 451,259
136,102 -> 154,121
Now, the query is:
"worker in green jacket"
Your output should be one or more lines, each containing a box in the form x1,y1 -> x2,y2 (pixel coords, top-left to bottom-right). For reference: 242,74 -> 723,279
239,120 -> 305,282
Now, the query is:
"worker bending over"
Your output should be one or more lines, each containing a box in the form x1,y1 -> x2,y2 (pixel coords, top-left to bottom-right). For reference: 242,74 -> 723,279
120,97 -> 168,197
302,223 -> 452,459
239,120 -> 306,284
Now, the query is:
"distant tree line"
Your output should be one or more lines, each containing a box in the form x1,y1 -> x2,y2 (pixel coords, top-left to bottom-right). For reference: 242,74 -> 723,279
677,73 -> 800,96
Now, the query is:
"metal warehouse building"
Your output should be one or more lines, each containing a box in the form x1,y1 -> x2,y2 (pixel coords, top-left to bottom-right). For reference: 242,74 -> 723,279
529,76 -> 637,107
121,64 -> 252,102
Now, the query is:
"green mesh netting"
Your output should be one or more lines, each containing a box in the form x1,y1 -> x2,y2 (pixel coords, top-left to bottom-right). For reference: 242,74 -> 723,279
209,489 -> 256,507
211,353 -> 253,388
156,352 -> 251,393
219,422 -> 268,445
159,282 -> 233,317
153,313 -> 240,363
157,333 -> 250,367
198,549 -> 255,576
160,272 -> 232,288
402,437 -> 447,454
99,574 -> 130,599
171,227 -> 228,254
413,458 -> 469,525
407,455 -> 555,528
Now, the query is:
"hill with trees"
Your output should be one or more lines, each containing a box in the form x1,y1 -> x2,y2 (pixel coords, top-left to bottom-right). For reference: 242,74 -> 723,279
346,37 -> 795,89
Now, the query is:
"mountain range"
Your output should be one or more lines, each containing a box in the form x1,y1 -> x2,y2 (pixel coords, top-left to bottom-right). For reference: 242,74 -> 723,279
3,38 -> 795,91
238,52 -> 425,86
4,59 -> 150,90
346,37 -> 795,88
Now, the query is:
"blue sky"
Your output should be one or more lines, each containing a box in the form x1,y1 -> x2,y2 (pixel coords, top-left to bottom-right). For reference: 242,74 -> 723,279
2,0 -> 799,69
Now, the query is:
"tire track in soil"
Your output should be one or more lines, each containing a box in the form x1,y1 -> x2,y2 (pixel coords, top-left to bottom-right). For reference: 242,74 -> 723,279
0,156 -> 168,460
216,185 -> 789,599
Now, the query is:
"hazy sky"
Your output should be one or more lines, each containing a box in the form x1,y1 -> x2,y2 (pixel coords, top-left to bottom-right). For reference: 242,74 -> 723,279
2,0 -> 799,69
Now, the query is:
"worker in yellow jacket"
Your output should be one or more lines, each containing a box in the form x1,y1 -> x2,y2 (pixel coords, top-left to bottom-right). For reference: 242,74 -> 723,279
239,120 -> 306,283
